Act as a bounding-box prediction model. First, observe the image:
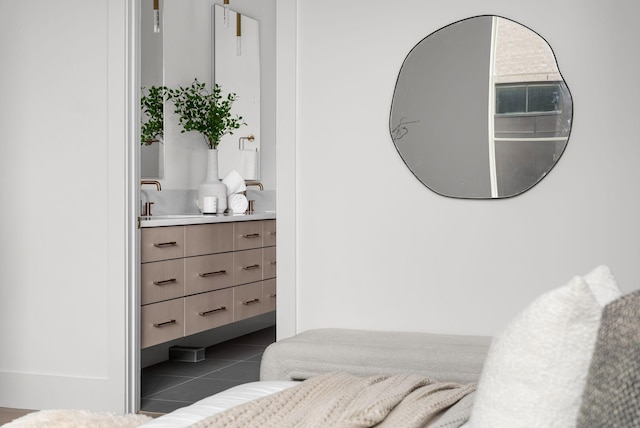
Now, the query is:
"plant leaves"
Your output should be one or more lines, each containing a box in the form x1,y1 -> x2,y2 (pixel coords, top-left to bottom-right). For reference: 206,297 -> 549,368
166,79 -> 246,149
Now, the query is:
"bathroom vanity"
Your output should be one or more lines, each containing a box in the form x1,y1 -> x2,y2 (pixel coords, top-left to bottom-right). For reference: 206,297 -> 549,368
139,213 -> 276,348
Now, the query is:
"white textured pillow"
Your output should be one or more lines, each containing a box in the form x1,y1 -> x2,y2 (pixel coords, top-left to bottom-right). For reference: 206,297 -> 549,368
582,265 -> 621,306
469,266 -> 621,428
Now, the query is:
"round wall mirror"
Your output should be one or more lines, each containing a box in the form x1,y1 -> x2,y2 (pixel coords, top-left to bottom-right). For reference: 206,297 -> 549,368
390,16 -> 573,199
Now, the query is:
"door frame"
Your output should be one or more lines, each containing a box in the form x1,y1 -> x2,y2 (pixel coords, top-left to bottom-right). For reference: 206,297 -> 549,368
126,0 -> 300,412
126,0 -> 142,413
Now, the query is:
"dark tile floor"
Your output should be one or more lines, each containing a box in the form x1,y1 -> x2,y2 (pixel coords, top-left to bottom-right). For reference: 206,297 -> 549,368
140,326 -> 276,414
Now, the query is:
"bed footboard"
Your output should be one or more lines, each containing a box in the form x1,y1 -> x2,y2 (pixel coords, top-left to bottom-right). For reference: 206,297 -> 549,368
260,328 -> 491,383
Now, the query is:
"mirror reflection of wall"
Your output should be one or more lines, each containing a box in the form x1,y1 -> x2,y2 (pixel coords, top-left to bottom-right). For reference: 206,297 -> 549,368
141,142 -> 164,178
140,0 -> 165,179
390,16 -> 573,199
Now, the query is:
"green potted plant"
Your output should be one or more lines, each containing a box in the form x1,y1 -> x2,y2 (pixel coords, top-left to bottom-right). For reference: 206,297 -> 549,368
140,85 -> 167,145
167,79 -> 246,213
167,79 -> 245,149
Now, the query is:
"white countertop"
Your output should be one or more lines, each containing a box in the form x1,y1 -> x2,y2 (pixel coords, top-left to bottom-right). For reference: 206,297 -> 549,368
140,211 -> 276,228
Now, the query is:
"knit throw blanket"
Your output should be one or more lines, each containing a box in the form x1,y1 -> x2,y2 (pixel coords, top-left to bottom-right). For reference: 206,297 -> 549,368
190,373 -> 476,428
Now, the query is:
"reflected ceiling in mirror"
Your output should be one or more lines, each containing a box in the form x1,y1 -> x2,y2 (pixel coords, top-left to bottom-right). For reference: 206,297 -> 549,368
390,16 -> 573,199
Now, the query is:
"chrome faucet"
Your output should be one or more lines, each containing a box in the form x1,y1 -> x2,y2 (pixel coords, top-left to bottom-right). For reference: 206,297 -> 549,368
141,180 -> 161,216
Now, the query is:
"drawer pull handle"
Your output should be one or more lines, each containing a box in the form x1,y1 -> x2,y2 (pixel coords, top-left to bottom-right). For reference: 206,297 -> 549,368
242,264 -> 261,271
153,319 -> 176,328
270,232 -> 276,235
270,261 -> 277,265
154,241 -> 177,248
242,298 -> 260,305
199,306 -> 227,316
269,293 -> 277,299
153,278 -> 177,286
199,270 -> 227,277
242,233 -> 261,239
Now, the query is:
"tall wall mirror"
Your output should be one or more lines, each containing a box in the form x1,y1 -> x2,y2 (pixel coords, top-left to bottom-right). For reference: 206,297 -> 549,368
390,16 -> 573,199
140,0 -> 261,183
213,4 -> 261,180
140,0 -> 165,179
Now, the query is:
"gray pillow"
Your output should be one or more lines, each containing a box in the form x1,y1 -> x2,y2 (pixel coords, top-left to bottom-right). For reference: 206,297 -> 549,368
577,289 -> 640,427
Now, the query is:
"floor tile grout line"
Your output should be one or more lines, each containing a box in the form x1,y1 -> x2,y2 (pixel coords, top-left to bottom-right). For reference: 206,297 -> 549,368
143,356 -> 253,371
194,360 -> 244,381
143,359 -> 246,398
145,358 -> 246,377
192,356 -> 262,381
143,374 -> 195,380
143,376 -> 206,399
149,351 -> 264,379
143,355 -> 263,399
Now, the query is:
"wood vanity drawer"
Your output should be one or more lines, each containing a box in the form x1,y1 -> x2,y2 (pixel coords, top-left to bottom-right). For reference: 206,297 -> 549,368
234,221 -> 264,250
185,252 -> 234,294
233,282 -> 264,321
141,226 -> 184,262
263,220 -> 276,247
185,223 -> 233,257
234,248 -> 263,285
141,259 -> 185,305
141,299 -> 184,348
140,219 -> 276,348
184,288 -> 233,336
263,246 -> 276,279
263,279 -> 277,313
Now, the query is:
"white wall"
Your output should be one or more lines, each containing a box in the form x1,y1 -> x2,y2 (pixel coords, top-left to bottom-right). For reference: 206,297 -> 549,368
276,0 -> 640,337
0,0 -> 130,412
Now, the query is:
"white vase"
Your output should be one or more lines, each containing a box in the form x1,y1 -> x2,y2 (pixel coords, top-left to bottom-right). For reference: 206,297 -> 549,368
198,149 -> 227,214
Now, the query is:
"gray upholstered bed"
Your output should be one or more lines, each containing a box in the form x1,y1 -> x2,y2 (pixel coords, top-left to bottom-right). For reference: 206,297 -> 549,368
141,265 -> 639,427
142,329 -> 491,428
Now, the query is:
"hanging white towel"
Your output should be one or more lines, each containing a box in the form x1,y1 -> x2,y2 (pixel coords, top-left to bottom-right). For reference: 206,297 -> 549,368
240,149 -> 259,180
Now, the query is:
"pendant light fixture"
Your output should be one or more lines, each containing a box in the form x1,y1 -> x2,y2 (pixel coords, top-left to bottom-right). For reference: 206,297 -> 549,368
223,0 -> 230,28
153,0 -> 160,33
236,13 -> 242,56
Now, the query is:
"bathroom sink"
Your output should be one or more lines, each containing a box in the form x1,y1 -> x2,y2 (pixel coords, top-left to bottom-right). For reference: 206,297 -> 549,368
139,211 -> 276,227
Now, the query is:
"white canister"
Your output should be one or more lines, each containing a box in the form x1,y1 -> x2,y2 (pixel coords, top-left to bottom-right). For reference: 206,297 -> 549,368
202,196 -> 218,214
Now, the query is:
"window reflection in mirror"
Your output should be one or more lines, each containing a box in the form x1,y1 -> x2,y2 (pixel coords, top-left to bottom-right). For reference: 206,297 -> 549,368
390,16 -> 573,199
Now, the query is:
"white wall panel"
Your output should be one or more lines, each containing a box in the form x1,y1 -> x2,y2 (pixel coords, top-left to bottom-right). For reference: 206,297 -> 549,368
0,0 -> 129,411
